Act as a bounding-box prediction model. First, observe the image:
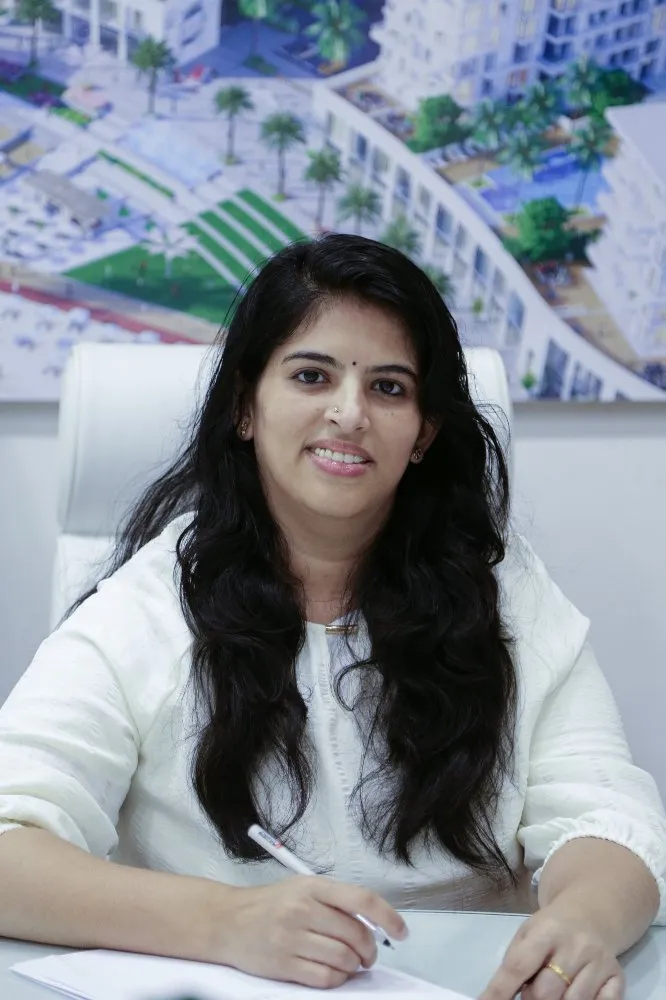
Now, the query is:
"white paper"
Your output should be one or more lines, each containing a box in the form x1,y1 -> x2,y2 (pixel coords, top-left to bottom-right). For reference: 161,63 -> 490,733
12,954 -> 97,1000
13,949 -> 473,1000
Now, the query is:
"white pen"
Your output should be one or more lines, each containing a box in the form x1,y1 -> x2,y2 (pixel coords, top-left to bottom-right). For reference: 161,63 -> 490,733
248,824 -> 395,950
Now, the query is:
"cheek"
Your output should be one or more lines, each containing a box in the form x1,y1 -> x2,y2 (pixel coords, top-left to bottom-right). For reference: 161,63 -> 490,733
254,395 -> 315,451
382,410 -> 421,458
256,396 -> 293,430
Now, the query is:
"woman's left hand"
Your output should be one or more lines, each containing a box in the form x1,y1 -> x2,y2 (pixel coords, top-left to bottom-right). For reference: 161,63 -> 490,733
479,902 -> 625,1000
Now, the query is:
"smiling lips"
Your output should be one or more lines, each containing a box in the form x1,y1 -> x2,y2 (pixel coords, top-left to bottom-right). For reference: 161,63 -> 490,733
306,442 -> 372,478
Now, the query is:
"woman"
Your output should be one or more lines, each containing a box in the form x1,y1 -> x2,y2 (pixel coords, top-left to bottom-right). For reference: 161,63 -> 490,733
0,236 -> 663,1000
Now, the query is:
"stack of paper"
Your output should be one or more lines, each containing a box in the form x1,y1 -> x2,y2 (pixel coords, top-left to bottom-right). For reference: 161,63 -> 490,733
13,949 -> 473,1000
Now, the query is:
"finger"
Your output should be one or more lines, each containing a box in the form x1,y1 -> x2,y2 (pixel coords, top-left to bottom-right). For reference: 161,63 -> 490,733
566,962 -> 623,1000
567,962 -> 622,1000
309,900 -> 377,967
296,931 -> 362,976
521,966 -> 570,1000
288,957 -> 350,990
479,932 -> 553,1000
313,879 -> 408,942
595,975 -> 624,1000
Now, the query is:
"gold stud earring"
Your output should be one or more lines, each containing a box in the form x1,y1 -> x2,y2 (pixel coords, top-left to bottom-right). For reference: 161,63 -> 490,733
411,447 -> 424,464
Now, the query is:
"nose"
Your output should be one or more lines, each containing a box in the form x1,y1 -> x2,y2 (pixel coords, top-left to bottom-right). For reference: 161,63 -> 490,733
326,381 -> 369,432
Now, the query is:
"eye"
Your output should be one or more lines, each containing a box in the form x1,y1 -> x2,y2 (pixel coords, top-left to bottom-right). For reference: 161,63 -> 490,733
293,369 -> 327,385
374,379 -> 405,397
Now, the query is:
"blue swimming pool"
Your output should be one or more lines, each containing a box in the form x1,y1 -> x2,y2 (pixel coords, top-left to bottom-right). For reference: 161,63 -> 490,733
478,145 -> 610,215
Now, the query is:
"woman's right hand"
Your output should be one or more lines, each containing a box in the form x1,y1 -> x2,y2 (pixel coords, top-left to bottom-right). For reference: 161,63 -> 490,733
209,876 -> 408,989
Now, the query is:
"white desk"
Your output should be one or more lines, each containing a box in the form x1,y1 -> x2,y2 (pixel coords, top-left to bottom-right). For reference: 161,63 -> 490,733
1,912 -> 665,998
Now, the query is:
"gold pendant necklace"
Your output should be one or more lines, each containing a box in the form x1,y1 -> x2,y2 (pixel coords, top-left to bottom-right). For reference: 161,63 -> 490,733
324,623 -> 359,636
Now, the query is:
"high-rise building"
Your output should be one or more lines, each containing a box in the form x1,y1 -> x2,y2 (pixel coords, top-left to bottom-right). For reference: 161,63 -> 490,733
370,0 -> 549,109
539,0 -> 666,86
370,0 -> 666,110
588,102 -> 666,358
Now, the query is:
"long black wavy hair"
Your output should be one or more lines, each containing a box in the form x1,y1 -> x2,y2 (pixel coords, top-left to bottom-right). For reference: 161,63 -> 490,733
76,234 -> 517,882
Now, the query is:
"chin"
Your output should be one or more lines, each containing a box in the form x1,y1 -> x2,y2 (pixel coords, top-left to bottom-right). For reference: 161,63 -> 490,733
302,491 -> 373,521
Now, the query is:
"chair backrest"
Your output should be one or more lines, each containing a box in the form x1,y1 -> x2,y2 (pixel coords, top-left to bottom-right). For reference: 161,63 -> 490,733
51,343 -> 512,627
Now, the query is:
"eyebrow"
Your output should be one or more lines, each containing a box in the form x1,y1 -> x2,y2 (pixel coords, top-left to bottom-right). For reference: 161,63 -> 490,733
281,351 -> 418,380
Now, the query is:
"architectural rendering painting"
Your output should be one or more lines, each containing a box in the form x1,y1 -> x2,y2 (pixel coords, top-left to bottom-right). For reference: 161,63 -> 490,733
0,0 -> 665,400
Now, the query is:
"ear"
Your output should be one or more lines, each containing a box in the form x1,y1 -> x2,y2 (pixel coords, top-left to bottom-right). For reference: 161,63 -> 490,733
237,415 -> 253,441
416,418 -> 439,455
234,381 -> 255,441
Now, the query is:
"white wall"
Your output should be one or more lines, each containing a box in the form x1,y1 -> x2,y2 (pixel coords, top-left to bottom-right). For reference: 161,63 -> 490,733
511,403 -> 666,790
1,403 -> 59,702
1,401 -> 665,795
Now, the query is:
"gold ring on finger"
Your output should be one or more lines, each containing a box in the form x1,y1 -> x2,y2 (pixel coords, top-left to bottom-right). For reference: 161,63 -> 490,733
544,962 -> 573,988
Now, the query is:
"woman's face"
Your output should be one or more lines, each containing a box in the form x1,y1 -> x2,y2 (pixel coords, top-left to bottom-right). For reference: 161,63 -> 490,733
244,298 -> 436,527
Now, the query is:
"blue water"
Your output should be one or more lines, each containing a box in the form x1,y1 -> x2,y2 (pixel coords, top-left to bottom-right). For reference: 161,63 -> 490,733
479,146 -> 610,215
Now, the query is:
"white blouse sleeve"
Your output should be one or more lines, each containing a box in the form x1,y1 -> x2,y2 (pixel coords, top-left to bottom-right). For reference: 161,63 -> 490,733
0,522 -> 189,857
505,538 -> 666,924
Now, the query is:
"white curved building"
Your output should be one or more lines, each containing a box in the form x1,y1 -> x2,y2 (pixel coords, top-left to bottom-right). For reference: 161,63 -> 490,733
312,62 -> 664,401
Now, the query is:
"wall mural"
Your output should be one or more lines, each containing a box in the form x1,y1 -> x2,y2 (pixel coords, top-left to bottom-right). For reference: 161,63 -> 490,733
0,0 -> 665,401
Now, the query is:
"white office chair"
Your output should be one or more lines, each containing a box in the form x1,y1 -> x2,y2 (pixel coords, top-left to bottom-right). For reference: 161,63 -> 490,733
51,343 -> 512,628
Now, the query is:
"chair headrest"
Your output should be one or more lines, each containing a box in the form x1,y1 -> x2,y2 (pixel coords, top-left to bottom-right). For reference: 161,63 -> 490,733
56,343 -> 512,536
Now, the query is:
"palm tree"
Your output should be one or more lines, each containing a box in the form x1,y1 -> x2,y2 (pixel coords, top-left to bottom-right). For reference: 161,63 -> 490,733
470,99 -> 512,153
141,225 -> 197,279
304,0 -> 367,70
509,100 -> 541,138
130,37 -> 174,115
214,85 -> 255,164
498,131 -> 546,202
423,265 -> 456,305
570,117 -> 613,211
380,214 -> 422,258
336,183 -> 382,236
519,80 -> 563,133
15,0 -> 56,66
565,56 -> 604,114
303,146 -> 342,229
238,0 -> 281,56
260,112 -> 306,199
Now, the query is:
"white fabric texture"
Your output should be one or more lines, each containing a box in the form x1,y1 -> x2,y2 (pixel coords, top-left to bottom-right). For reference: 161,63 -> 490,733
1,515 -> 665,920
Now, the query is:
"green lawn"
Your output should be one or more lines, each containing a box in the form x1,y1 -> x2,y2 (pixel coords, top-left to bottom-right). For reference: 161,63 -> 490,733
65,245 -> 237,325
0,73 -> 64,102
238,189 -> 306,243
52,106 -> 92,127
200,211 -> 269,267
243,54 -> 278,76
0,72 -> 91,126
219,200 -> 285,253
183,222 -> 254,283
98,151 -> 175,200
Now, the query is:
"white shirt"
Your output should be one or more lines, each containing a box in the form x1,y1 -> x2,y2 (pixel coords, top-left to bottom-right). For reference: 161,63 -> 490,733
1,515 -> 665,920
